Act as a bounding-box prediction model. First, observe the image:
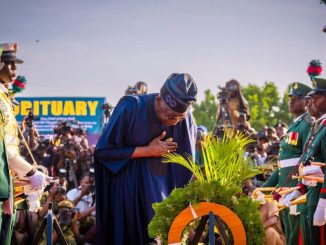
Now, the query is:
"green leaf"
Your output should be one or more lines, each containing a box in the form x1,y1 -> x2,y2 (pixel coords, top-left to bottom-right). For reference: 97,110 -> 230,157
163,132 -> 262,187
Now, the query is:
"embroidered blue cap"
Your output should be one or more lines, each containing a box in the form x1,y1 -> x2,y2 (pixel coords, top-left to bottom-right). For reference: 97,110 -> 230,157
160,73 -> 197,113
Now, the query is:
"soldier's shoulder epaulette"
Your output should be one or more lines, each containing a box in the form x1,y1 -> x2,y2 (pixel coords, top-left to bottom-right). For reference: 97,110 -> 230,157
302,114 -> 314,124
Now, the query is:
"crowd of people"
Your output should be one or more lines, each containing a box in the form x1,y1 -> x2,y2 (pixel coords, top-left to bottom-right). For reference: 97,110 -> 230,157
0,43 -> 96,245
15,119 -> 97,244
0,41 -> 326,245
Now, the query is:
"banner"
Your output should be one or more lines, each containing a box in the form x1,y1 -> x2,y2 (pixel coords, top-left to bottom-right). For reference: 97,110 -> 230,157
15,97 -> 106,144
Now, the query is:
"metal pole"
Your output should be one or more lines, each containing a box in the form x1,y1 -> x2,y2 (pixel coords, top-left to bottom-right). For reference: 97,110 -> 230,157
46,202 -> 54,245
209,211 -> 215,245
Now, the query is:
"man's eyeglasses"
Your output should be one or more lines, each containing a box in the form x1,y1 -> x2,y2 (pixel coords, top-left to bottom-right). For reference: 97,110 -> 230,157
167,114 -> 186,120
162,100 -> 187,121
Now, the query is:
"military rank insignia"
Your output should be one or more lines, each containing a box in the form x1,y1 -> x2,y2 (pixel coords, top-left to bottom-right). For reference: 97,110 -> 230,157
286,132 -> 298,145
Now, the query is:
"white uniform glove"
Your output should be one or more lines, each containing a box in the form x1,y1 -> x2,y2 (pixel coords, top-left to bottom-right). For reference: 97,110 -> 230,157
289,205 -> 300,215
313,198 -> 326,226
302,166 -> 323,176
280,190 -> 301,207
28,200 -> 41,212
24,185 -> 38,195
26,191 -> 42,212
29,170 -> 52,190
255,191 -> 265,202
302,179 -> 317,187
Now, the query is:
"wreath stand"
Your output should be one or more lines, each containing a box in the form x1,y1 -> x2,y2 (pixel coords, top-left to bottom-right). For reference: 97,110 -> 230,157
167,202 -> 246,245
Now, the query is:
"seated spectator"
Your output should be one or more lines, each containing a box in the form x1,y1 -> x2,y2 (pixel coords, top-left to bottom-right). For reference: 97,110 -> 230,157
38,186 -> 85,244
259,201 -> 286,245
252,132 -> 270,187
274,122 -> 287,140
39,183 -> 68,220
67,173 -> 95,213
267,127 -> 279,144
254,132 -> 269,166
67,172 -> 96,239
54,200 -> 82,245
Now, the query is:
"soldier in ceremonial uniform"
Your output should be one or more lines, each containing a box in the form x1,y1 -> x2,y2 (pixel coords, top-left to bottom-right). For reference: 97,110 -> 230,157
301,78 -> 326,245
259,82 -> 313,245
0,45 -> 10,236
0,43 -> 51,244
282,78 -> 326,244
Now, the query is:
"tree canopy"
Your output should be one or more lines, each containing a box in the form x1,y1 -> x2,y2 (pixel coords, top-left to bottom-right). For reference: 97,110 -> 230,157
242,82 -> 291,130
192,89 -> 218,132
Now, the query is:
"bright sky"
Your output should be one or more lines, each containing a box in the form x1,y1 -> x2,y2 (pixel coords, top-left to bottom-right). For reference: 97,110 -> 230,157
1,0 -> 326,105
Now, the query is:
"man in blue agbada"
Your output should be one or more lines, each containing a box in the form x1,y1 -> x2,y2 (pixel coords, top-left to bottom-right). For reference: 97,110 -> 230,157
95,73 -> 198,245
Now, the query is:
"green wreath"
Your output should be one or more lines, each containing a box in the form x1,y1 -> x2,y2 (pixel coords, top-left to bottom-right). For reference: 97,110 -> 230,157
148,133 -> 265,245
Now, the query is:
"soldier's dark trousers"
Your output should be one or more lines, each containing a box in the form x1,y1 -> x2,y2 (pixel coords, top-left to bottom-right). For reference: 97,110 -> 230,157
281,209 -> 300,245
299,207 -> 310,244
0,212 -> 16,245
0,213 -> 11,243
307,206 -> 326,245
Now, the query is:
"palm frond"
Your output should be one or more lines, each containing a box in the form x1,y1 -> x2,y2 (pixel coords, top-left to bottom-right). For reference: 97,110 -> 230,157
163,132 -> 262,187
162,153 -> 205,183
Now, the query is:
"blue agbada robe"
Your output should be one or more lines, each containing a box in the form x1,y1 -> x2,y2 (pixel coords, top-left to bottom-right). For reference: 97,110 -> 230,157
95,94 -> 196,245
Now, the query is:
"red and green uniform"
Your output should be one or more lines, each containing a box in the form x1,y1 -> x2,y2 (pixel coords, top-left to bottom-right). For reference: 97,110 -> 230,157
263,112 -> 313,245
300,116 -> 326,245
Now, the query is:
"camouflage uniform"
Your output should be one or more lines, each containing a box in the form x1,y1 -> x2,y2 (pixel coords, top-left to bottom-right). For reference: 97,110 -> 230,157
39,199 -> 77,245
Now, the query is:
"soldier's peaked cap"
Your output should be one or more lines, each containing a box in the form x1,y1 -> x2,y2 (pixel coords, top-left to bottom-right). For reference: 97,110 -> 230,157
288,82 -> 311,97
0,43 -> 23,64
